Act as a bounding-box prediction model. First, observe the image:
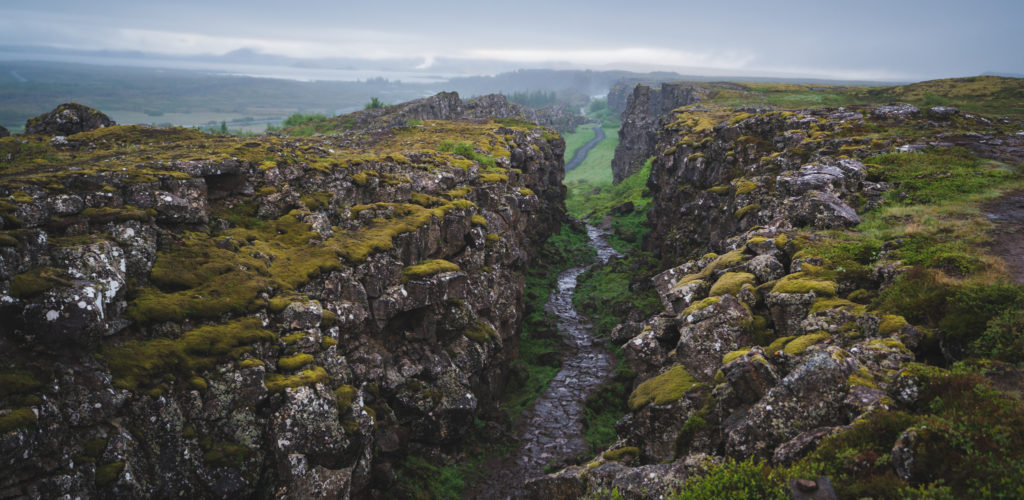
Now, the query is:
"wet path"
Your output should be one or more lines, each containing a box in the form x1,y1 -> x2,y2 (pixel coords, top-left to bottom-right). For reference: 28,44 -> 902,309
565,124 -> 606,172
467,225 -> 620,499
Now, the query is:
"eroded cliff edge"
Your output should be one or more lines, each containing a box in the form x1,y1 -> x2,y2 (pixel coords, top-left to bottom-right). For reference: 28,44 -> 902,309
530,80 -> 1024,498
0,97 -> 566,498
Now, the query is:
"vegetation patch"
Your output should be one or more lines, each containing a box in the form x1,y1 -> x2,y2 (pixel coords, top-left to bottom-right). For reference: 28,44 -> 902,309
628,365 -> 699,410
264,366 -> 329,392
709,272 -> 756,297
102,318 -> 275,390
402,259 -> 460,282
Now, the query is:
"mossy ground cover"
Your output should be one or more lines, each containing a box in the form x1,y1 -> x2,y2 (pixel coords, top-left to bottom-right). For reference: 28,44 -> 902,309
701,76 -> 1024,119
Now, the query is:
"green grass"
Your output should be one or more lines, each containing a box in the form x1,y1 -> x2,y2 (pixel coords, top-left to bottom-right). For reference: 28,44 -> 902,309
562,124 -> 599,165
582,354 -> 634,452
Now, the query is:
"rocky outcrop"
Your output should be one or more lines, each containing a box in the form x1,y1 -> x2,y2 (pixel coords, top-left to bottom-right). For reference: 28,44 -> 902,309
347,91 -> 583,132
24,102 -> 115,136
0,103 -> 566,498
643,107 -> 900,264
0,124 -> 8,138
525,102 -> 1018,497
611,83 -> 707,183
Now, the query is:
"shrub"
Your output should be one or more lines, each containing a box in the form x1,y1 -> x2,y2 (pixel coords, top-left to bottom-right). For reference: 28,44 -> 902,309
671,458 -> 786,500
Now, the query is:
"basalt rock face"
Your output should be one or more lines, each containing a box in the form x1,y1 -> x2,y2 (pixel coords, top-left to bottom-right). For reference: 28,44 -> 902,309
611,84 -> 707,183
527,102 -> 1024,498
24,102 -> 116,136
350,91 -> 583,133
0,125 -> 8,138
0,104 -> 566,498
644,106 -> 901,265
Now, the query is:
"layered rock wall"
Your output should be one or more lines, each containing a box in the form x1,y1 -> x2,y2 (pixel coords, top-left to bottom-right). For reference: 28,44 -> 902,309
0,104 -> 565,498
610,83 -> 707,183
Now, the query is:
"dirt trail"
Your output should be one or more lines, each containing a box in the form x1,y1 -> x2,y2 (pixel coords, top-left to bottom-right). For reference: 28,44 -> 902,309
465,225 -> 619,499
565,124 -> 606,172
985,190 -> 1024,283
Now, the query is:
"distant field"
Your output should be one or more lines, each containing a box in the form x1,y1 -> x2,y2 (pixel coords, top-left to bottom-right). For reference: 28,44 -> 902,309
561,123 -> 597,164
564,122 -> 620,219
703,76 -> 1024,117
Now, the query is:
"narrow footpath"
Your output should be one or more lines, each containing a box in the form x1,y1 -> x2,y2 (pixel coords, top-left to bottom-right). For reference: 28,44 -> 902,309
565,124 -> 606,171
466,225 -> 620,499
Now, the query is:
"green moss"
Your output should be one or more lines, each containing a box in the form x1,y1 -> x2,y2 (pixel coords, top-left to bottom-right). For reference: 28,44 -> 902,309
628,365 -> 699,410
878,314 -> 908,335
402,259 -> 460,282
706,184 -> 732,195
675,249 -> 748,288
102,318 -> 274,390
709,272 -> 756,297
775,233 -> 790,250
602,446 -> 640,462
8,267 -> 71,298
519,187 -> 535,196
95,461 -> 125,487
722,348 -> 752,365
771,273 -> 837,296
0,408 -> 37,433
847,289 -> 876,304
734,203 -> 761,220
265,366 -> 328,392
470,214 -> 487,227
239,359 -> 264,369
783,332 -> 830,355
479,172 -> 507,183
847,366 -> 879,389
81,438 -> 108,461
278,353 -> 314,371
189,376 -> 208,390
681,296 -> 721,317
321,336 -> 338,349
0,372 -> 43,398
734,179 -> 758,195
334,384 -> 358,409
464,321 -> 496,343
810,297 -> 866,315
202,442 -> 253,467
281,332 -> 305,345
485,233 -> 500,244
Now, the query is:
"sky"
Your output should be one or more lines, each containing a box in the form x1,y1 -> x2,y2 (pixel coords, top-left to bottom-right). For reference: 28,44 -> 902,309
1,0 -> 1022,82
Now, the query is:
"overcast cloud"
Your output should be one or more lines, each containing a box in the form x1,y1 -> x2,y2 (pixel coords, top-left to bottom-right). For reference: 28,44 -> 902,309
1,0 -> 1021,81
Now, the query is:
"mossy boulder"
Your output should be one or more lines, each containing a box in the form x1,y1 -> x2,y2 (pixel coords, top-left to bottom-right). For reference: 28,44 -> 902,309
25,103 -> 115,136
628,365 -> 699,410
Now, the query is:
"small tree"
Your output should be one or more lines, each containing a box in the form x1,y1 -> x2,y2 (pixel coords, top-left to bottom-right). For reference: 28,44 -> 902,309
219,121 -> 228,134
365,97 -> 386,109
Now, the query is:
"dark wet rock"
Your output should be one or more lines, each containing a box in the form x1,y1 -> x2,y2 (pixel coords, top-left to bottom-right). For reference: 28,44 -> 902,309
725,351 -> 854,458
0,124 -> 8,137
785,190 -> 861,229
612,83 -> 707,183
772,427 -> 837,466
722,347 -> 779,404
25,103 -> 115,136
789,476 -> 838,500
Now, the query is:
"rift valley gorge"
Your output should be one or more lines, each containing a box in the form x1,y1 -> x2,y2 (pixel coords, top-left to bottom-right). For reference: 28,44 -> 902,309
2,76 -> 1024,499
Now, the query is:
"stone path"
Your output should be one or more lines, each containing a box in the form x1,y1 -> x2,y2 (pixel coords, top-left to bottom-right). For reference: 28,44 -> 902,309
565,124 -> 606,172
466,225 -> 620,499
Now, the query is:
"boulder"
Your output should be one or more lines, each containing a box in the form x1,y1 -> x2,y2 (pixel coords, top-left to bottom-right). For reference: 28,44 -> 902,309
25,103 -> 115,136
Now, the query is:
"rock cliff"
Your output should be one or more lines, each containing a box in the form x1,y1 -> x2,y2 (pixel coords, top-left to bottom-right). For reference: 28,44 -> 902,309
610,83 -> 707,183
348,91 -> 583,133
529,97 -> 1024,498
0,101 -> 566,498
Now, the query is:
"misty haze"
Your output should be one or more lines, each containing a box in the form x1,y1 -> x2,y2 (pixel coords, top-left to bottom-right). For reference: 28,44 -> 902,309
1,1 -> 1023,499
